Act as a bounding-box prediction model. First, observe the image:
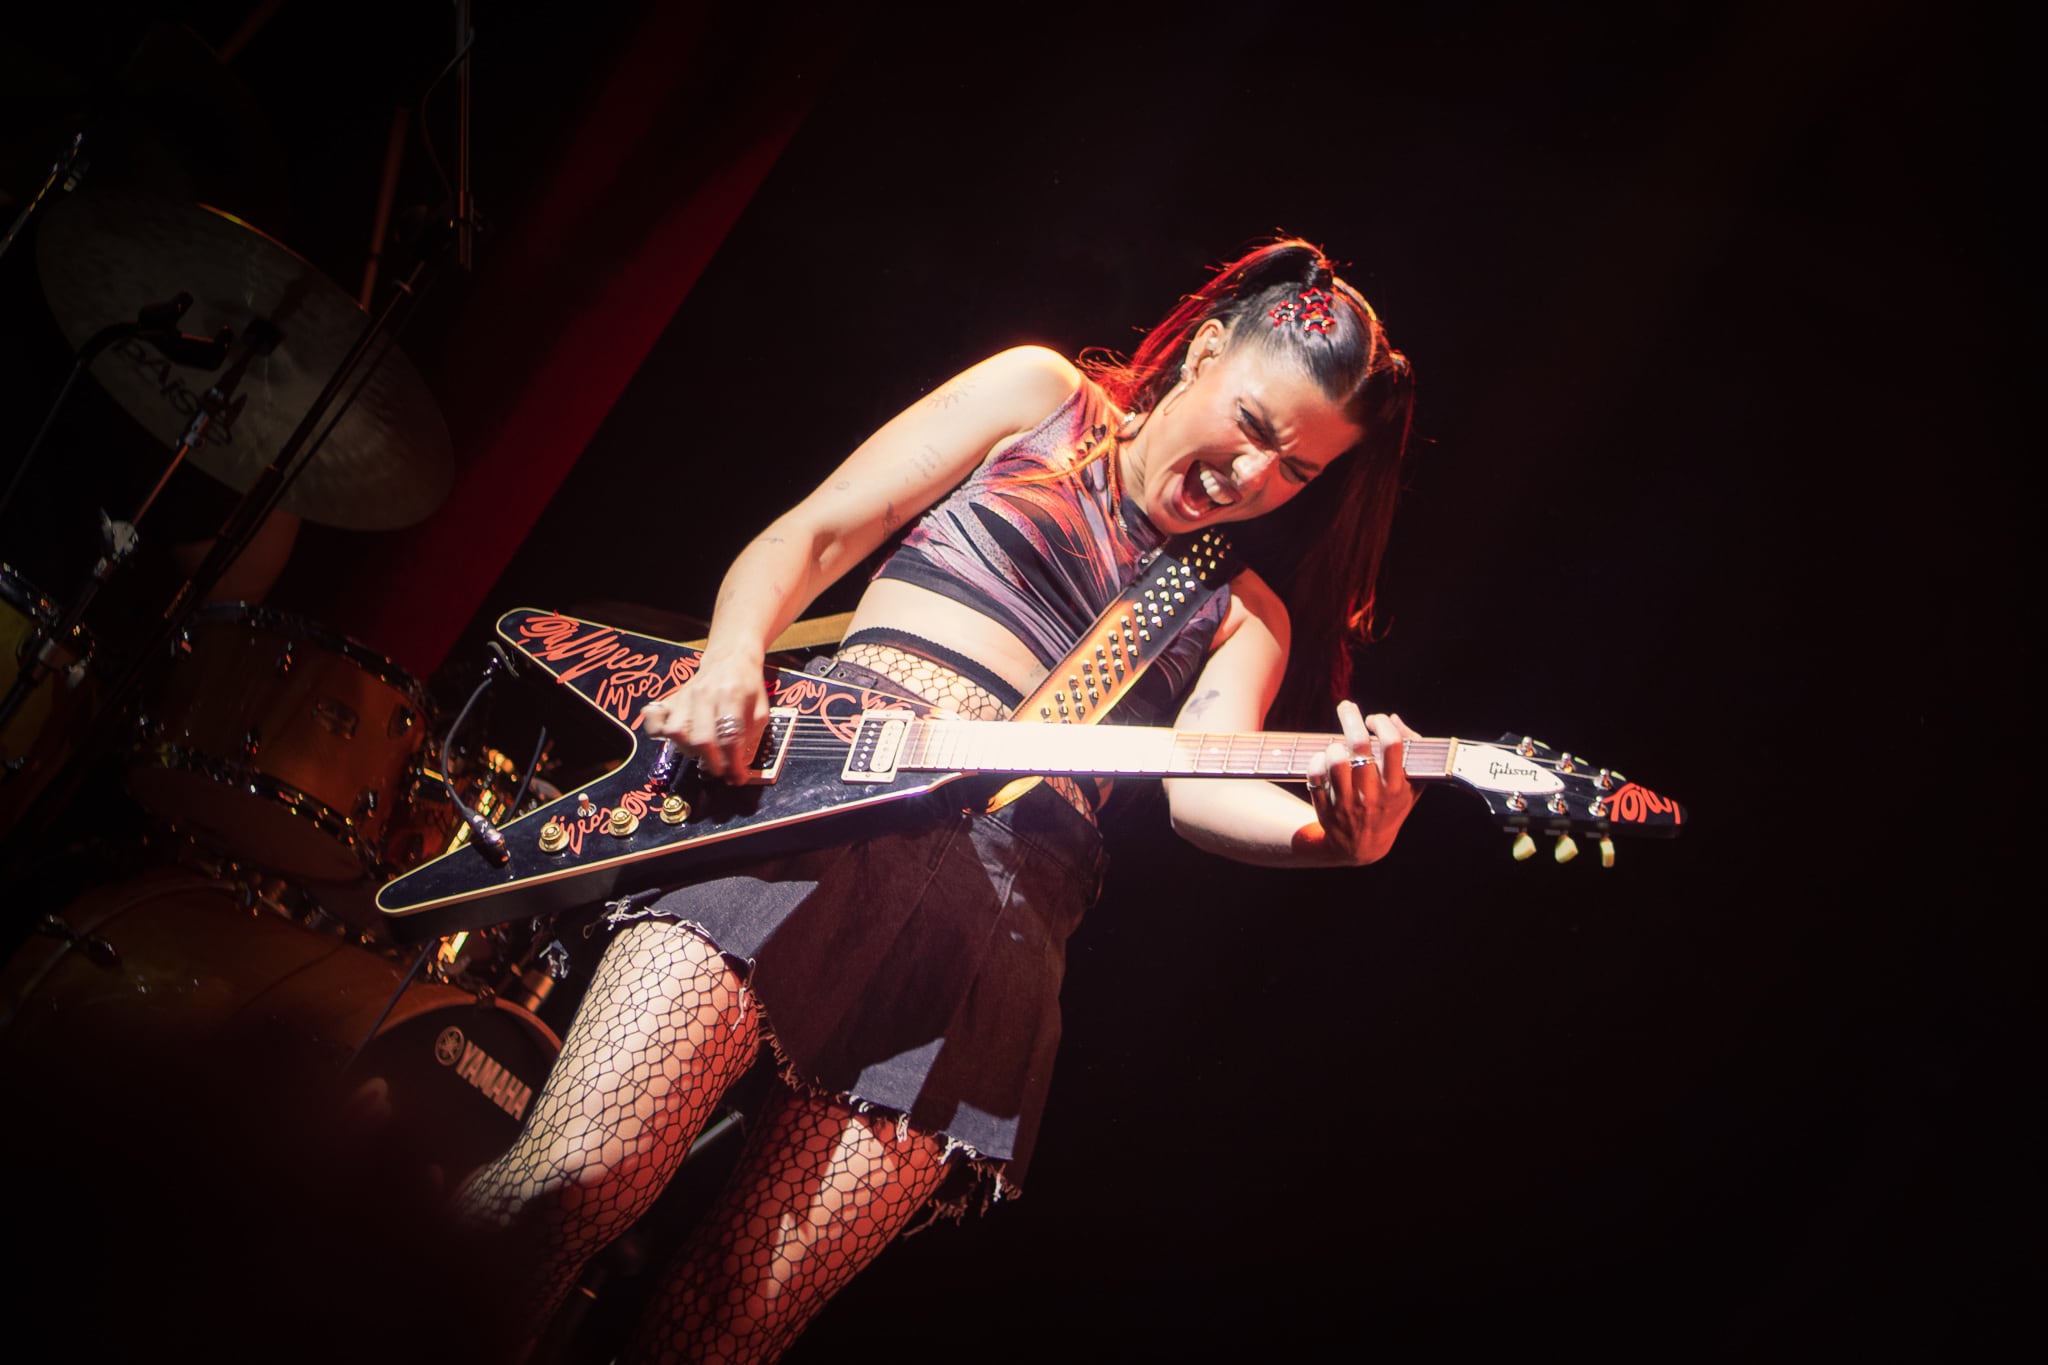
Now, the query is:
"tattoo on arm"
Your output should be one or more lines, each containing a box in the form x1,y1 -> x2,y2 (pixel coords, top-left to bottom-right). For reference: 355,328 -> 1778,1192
752,534 -> 787,546
1181,688 -> 1221,723
883,499 -> 901,532
926,382 -> 973,410
910,444 -> 943,479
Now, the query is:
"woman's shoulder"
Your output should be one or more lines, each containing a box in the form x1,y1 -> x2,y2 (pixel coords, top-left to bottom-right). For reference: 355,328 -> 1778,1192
961,346 -> 1107,466
968,345 -> 1087,425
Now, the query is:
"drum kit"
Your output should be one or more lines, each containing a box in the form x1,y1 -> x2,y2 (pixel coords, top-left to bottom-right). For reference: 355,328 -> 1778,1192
0,158 -> 581,1198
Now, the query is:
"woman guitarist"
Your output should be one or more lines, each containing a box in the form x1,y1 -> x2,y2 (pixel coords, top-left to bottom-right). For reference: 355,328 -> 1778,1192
456,237 -> 1422,1363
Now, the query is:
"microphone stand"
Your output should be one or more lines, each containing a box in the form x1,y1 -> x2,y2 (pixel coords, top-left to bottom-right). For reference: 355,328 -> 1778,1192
0,303 -> 244,738
0,133 -> 87,270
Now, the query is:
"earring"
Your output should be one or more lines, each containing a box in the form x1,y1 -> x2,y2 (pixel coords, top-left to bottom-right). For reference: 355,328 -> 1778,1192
1179,362 -> 1192,383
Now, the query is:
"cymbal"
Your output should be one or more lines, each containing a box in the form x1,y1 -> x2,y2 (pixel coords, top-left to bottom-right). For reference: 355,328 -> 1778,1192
33,188 -> 453,531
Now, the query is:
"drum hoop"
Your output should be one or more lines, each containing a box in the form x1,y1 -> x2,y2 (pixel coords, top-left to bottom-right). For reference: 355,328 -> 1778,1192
373,988 -> 564,1054
188,602 -> 432,708
129,745 -> 374,861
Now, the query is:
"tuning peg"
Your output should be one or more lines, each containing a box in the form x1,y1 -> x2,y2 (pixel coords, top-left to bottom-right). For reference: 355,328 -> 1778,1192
1511,831 -> 1536,861
1599,836 -> 1616,869
1554,833 -> 1580,864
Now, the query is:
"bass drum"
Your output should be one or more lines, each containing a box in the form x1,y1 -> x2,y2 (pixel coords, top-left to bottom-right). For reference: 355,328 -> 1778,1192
0,867 -> 559,1197
125,604 -> 432,884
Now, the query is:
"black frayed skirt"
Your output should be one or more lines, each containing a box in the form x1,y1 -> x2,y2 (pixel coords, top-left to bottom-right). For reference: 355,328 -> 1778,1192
624,660 -> 1107,1196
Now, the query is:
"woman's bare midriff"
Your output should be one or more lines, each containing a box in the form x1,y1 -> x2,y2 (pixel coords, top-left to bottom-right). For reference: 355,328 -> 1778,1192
843,579 -> 1051,701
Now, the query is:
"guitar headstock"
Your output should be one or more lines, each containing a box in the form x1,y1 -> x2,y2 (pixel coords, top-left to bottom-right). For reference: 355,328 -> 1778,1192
1441,733 -> 1686,867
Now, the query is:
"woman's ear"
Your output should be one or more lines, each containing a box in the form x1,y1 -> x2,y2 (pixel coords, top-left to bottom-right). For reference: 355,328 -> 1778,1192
1186,318 -> 1229,378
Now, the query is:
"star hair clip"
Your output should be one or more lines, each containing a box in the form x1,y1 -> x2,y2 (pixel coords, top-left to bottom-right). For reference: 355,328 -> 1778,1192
1268,287 -> 1338,335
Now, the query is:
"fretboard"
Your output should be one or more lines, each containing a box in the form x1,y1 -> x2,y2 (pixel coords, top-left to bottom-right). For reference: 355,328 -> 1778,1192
895,720 -> 1455,780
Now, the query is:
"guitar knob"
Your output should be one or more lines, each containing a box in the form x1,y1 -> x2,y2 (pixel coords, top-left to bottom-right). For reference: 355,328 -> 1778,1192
537,820 -> 569,854
1554,833 -> 1580,864
1599,836 -> 1616,869
607,807 -> 640,838
1510,831 -> 1536,861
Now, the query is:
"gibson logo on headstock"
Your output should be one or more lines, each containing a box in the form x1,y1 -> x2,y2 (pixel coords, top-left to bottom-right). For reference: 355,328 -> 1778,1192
1452,744 -> 1564,796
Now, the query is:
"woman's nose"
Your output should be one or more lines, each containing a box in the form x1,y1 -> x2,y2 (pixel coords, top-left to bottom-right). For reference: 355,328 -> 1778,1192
1231,449 -> 1277,490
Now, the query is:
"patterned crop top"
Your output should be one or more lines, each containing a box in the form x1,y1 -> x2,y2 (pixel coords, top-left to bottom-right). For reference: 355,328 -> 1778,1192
872,379 -> 1232,727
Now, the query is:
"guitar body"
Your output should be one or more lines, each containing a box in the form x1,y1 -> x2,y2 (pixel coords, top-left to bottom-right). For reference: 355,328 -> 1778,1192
375,610 -> 959,942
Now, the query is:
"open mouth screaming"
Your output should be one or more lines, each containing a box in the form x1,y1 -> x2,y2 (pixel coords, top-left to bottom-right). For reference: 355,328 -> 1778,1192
1172,462 -> 1239,519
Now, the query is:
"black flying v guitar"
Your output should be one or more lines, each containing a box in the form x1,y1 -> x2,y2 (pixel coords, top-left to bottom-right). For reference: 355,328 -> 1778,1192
374,607 -> 1687,944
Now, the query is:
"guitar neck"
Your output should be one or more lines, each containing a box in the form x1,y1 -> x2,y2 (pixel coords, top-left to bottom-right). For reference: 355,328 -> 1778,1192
893,720 -> 1454,781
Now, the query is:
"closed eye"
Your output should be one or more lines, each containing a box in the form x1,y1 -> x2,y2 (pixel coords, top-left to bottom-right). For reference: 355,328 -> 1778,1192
1241,403 -> 1318,484
1237,403 -> 1277,448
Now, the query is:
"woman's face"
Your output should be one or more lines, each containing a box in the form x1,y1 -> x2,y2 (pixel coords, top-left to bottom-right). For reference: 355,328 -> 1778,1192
1123,323 -> 1362,534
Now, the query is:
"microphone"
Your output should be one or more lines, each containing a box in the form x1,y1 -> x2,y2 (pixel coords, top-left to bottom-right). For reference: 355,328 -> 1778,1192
135,293 -> 192,330
134,291 -> 232,370
143,327 -> 234,371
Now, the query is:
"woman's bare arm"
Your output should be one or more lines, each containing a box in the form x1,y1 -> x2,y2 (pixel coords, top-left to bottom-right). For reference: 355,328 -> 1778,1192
643,346 -> 1081,774
1163,571 -> 1420,867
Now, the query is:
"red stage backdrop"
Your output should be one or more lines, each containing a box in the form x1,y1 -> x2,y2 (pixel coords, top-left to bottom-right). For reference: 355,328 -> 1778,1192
330,5 -> 833,679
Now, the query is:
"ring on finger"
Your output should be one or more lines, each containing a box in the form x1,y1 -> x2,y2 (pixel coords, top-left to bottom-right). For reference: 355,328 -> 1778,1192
1305,772 -> 1328,793
1349,754 -> 1376,768
715,714 -> 743,742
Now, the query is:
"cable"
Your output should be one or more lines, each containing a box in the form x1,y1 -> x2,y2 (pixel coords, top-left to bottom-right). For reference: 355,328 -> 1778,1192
511,724 -> 549,814
436,654 -> 511,865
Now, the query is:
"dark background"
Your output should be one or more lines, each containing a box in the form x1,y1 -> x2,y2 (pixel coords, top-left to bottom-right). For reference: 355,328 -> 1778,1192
0,1 -> 2030,1361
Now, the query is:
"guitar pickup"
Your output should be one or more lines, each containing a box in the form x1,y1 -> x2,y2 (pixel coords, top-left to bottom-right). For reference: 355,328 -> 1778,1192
737,708 -> 798,785
842,710 -> 918,783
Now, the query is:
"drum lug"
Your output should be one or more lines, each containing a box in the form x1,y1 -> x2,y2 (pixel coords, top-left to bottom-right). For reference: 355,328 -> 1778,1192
355,787 -> 379,817
240,726 -> 261,760
388,706 -> 416,739
276,641 -> 294,676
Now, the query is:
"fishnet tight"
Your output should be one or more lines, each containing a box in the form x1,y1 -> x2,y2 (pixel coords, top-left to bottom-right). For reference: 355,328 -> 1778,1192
455,921 -> 761,1343
455,919 -> 953,1362
836,641 -> 1098,819
621,1087 -> 949,1364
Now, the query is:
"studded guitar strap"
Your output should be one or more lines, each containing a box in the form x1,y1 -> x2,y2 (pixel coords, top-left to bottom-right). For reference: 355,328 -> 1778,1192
984,528 -> 1237,812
